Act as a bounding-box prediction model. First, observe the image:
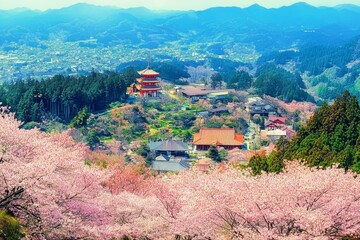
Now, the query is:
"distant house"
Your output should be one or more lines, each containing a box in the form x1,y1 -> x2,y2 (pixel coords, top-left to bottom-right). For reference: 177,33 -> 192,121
265,115 -> 286,130
193,128 -> 245,151
208,107 -> 229,116
149,139 -> 189,157
249,102 -> 277,117
178,85 -> 235,101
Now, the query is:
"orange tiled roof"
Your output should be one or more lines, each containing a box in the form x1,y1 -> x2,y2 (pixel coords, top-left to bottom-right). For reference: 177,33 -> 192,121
193,128 -> 244,146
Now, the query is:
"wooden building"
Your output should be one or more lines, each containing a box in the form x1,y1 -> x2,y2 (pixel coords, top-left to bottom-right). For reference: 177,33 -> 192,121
249,102 -> 277,117
265,115 -> 286,130
178,85 -> 235,102
127,56 -> 161,97
149,139 -> 189,157
193,128 -> 244,151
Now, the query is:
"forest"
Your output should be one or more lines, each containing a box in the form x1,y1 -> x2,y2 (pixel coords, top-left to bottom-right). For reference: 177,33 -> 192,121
0,69 -> 136,122
254,64 -> 314,102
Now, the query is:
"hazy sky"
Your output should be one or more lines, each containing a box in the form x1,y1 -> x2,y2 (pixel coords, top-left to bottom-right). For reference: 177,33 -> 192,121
0,0 -> 359,11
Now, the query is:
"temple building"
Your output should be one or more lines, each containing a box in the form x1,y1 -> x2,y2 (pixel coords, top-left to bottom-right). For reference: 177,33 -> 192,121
265,115 -> 286,130
128,56 -> 161,97
193,128 -> 245,151
149,139 -> 189,157
149,139 -> 190,172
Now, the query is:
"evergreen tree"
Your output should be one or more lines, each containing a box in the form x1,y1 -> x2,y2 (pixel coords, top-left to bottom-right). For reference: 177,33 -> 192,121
0,71 -> 128,123
86,130 -> 100,150
248,154 -> 268,175
210,73 -> 222,89
228,71 -> 252,90
69,107 -> 90,128
206,145 -> 222,162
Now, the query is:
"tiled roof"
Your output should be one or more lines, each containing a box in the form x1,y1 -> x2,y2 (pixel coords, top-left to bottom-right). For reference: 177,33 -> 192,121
268,115 -> 286,124
208,107 -> 229,113
155,154 -> 171,161
151,160 -> 190,172
149,139 -> 189,152
193,128 -> 244,146
138,68 -> 159,76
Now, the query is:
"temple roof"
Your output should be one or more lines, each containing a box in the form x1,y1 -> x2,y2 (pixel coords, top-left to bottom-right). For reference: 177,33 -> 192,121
149,139 -> 189,152
151,160 -> 190,172
137,78 -> 160,83
137,67 -> 159,76
193,128 -> 244,146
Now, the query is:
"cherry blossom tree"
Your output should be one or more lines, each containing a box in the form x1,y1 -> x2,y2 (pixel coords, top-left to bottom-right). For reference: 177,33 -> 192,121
160,162 -> 360,239
1,105 -> 360,239
0,106 -> 108,238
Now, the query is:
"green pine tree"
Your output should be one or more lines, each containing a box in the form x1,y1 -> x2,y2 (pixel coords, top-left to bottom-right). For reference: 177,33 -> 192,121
206,145 -> 222,162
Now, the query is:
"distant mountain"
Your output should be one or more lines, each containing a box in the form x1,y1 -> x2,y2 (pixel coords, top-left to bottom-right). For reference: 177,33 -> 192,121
336,4 -> 360,13
1,3 -> 360,51
258,35 -> 360,101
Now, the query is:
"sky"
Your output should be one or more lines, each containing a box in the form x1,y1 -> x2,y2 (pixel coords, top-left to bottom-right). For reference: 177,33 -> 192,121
0,0 -> 359,11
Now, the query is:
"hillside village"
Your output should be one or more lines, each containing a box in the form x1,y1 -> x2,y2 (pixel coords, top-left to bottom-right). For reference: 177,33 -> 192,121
113,63 -> 317,172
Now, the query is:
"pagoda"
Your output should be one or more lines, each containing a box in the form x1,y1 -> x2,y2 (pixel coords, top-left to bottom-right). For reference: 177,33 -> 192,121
131,56 -> 161,97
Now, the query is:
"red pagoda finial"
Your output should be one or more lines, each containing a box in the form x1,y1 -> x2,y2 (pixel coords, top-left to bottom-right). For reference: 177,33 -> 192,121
147,53 -> 150,69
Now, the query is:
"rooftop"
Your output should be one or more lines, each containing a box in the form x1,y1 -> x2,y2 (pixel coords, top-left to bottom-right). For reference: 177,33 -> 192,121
193,128 -> 244,146
149,139 -> 189,152
208,107 -> 229,113
151,160 -> 190,172
137,67 -> 159,76
137,77 -> 160,83
268,115 -> 286,123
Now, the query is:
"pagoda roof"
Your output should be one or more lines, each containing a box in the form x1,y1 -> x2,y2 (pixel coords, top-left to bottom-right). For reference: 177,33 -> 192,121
137,78 -> 160,83
193,128 -> 244,146
135,84 -> 142,90
138,67 -> 159,76
140,85 -> 161,90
